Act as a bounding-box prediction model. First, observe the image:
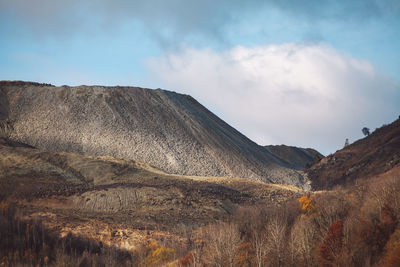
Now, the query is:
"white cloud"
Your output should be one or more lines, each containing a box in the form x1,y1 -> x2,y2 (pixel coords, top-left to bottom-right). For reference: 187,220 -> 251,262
146,43 -> 400,154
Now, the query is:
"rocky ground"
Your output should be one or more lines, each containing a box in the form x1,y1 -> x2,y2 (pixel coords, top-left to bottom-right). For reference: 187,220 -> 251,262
0,137 -> 303,251
0,81 -> 307,188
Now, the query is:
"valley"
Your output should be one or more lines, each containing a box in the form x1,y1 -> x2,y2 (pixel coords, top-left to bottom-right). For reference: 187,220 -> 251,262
0,81 -> 399,266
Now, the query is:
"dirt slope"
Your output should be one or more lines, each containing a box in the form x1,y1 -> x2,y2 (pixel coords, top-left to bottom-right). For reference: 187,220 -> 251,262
306,118 -> 400,190
0,137 -> 302,236
0,81 -> 305,187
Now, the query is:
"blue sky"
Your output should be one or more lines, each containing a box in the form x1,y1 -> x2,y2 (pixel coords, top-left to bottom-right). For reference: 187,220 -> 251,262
1,0 -> 399,154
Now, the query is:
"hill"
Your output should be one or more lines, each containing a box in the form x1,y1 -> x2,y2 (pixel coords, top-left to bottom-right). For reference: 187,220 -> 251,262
265,145 -> 324,170
0,81 -> 305,187
0,137 -> 302,250
306,118 -> 400,190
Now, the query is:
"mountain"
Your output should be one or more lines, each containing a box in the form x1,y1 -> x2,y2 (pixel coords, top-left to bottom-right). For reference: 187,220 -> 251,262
0,81 -> 305,187
265,145 -> 324,170
306,118 -> 400,190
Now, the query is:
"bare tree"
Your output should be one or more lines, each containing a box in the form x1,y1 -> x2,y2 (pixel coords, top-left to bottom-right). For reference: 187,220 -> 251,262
190,248 -> 204,267
266,218 -> 287,267
203,222 -> 241,267
252,228 -> 268,267
289,217 -> 317,266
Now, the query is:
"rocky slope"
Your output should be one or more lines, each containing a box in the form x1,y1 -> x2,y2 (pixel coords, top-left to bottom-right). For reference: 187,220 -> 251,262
0,81 -> 305,187
265,145 -> 324,170
0,137 -> 302,232
306,118 -> 400,190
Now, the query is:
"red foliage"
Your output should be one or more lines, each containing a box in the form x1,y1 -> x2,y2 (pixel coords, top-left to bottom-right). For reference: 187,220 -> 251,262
358,204 -> 399,265
376,205 -> 398,257
178,251 -> 195,267
383,244 -> 400,267
318,220 -> 344,267
380,205 -> 398,232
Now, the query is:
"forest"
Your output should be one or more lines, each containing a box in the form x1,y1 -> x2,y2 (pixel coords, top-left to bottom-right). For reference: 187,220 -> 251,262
1,167 -> 399,266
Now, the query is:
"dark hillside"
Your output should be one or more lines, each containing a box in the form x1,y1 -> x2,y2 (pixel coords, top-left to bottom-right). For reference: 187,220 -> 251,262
307,118 -> 400,190
265,145 -> 324,170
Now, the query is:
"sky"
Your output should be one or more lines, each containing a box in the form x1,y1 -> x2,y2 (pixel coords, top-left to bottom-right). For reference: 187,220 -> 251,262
0,0 -> 399,155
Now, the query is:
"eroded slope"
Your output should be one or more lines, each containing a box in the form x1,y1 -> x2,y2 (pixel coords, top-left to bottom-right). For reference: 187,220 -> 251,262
1,81 -> 304,187
0,137 -> 302,232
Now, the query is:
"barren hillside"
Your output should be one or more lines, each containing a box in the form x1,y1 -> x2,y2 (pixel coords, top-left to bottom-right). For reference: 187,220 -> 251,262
0,137 -> 302,245
0,81 -> 305,187
265,145 -> 324,170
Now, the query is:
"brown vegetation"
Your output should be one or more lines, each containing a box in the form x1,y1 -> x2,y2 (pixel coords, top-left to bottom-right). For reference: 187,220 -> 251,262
307,118 -> 400,190
0,203 -> 135,266
166,167 -> 399,267
3,166 -> 398,266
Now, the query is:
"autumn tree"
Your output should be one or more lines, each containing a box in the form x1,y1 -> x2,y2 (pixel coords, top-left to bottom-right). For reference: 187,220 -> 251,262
142,241 -> 176,266
318,220 -> 344,266
299,195 -> 315,214
382,243 -> 400,267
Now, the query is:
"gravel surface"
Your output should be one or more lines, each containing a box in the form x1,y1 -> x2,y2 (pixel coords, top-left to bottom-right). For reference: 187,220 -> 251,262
1,81 -> 306,188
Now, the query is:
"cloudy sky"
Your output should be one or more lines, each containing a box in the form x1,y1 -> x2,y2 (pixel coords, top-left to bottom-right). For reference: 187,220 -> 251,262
1,0 -> 399,154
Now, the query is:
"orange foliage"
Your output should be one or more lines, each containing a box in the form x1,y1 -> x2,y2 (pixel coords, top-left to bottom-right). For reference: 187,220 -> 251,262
143,241 -> 176,266
178,251 -> 195,267
235,242 -> 253,267
299,195 -> 315,214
